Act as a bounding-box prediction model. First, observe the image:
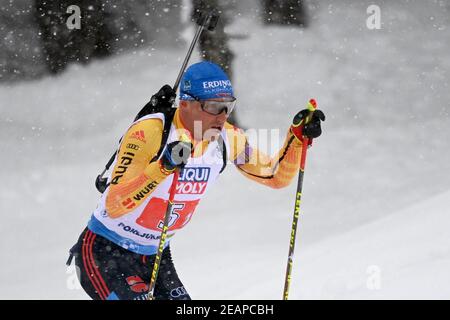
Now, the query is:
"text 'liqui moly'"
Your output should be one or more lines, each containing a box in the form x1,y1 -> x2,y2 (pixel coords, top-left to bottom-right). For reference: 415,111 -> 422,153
176,167 -> 210,194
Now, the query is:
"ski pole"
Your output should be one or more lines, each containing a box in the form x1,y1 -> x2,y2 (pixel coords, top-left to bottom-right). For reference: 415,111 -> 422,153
282,98 -> 317,300
147,134 -> 192,300
146,11 -> 219,300
172,9 -> 219,93
147,168 -> 180,300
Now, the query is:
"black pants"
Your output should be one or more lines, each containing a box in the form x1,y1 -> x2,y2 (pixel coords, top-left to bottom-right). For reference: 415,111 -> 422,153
71,228 -> 190,300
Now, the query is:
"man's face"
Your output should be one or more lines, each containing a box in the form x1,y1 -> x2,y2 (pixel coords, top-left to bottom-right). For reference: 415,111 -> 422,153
179,99 -> 230,141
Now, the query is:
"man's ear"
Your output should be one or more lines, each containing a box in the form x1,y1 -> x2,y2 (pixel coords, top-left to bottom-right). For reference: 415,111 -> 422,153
179,100 -> 188,109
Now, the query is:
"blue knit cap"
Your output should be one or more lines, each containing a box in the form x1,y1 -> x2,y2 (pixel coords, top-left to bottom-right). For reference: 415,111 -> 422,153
180,61 -> 234,101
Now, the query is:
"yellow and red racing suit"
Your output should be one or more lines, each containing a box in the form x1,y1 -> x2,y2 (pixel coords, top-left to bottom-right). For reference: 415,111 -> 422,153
88,109 -> 303,254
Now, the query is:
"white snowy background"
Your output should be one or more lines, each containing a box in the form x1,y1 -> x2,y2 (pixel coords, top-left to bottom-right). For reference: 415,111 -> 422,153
1,0 -> 449,299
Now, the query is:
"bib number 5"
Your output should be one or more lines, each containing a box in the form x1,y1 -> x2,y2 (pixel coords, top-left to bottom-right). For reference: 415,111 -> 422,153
157,203 -> 184,230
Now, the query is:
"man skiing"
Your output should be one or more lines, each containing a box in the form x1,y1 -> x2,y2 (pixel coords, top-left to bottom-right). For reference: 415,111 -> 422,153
68,61 -> 325,300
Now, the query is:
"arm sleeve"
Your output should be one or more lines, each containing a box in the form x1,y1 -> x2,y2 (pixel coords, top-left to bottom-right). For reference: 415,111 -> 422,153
105,118 -> 174,218
225,122 -> 302,189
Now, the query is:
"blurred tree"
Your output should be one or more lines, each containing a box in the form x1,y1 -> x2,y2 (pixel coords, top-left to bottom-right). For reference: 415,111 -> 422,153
2,0 -> 182,81
261,0 -> 308,27
103,0 -> 183,54
0,0 -> 47,82
35,0 -> 113,74
191,0 -> 238,124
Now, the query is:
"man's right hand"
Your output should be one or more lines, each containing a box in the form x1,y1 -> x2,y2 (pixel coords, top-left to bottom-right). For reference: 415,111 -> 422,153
150,84 -> 176,110
160,141 -> 193,171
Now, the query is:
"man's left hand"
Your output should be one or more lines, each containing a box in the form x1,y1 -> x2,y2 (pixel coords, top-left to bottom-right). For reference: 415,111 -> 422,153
291,109 -> 325,141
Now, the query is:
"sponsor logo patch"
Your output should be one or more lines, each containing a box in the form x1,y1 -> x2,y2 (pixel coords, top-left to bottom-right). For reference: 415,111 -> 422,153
126,143 -> 140,151
111,151 -> 135,185
136,198 -> 199,231
202,80 -> 231,89
170,286 -> 188,298
176,167 -> 210,195
126,276 -> 149,293
118,222 -> 161,240
133,181 -> 159,201
122,198 -> 136,210
130,130 -> 146,143
184,80 -> 191,90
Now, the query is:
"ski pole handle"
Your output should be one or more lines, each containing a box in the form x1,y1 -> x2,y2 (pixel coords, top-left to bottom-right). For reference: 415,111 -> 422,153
300,98 -> 317,166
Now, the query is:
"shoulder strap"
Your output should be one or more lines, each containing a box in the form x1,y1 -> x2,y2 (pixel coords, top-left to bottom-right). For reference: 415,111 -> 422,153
95,108 -> 177,193
150,108 -> 176,163
217,134 -> 227,174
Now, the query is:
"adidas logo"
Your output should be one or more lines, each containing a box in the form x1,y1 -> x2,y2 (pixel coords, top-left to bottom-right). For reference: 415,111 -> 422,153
130,130 -> 146,143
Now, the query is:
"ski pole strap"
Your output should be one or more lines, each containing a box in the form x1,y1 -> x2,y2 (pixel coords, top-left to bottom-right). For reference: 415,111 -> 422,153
218,134 -> 227,174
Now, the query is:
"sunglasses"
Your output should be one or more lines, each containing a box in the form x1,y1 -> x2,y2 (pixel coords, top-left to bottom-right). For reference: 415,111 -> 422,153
183,93 -> 237,116
199,99 -> 237,116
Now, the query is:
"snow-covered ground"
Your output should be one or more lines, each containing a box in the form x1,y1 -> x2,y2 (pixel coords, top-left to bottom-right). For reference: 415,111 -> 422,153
0,0 -> 449,299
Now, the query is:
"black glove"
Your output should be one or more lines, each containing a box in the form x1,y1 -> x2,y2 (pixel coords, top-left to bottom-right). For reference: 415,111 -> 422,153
304,109 -> 325,138
291,109 -> 325,140
150,84 -> 176,110
160,141 -> 193,171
